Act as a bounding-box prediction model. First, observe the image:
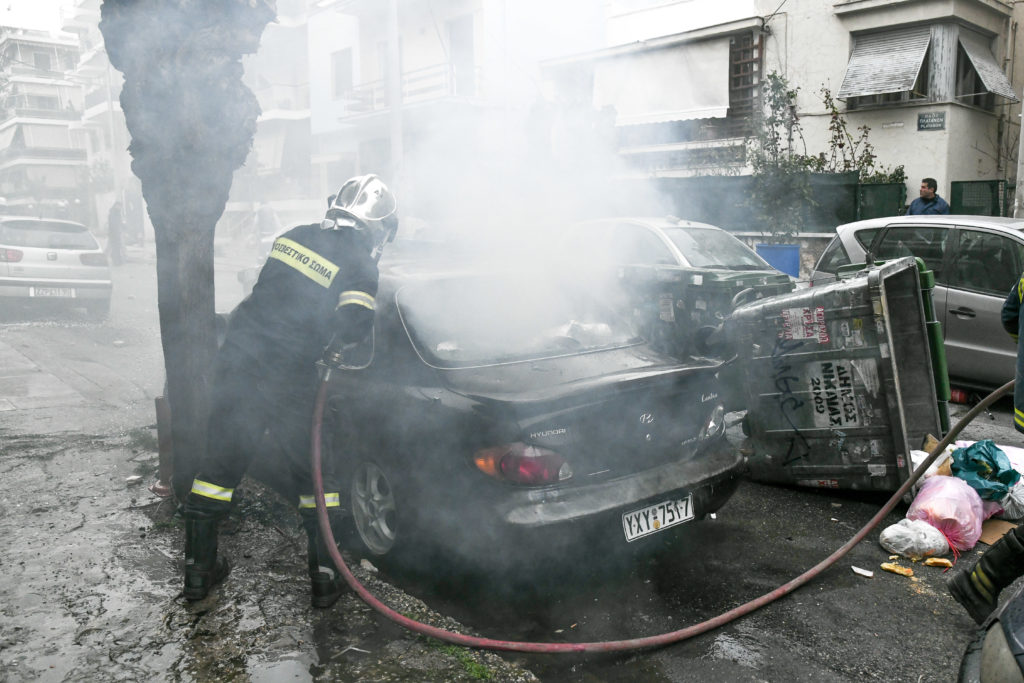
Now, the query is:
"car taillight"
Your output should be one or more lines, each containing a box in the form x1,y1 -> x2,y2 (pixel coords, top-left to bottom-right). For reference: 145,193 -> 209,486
473,442 -> 573,485
80,253 -> 108,266
0,248 -> 22,262
699,404 -> 726,441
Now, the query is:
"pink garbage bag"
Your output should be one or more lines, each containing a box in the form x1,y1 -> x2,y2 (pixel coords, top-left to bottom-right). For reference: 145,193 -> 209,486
906,475 -> 984,551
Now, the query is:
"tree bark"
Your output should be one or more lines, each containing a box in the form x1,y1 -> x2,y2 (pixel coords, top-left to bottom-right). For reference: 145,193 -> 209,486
99,0 -> 274,500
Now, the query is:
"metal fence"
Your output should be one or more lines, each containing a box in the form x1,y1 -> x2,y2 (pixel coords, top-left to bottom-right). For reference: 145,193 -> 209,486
632,175 -> 1015,234
857,183 -> 906,220
950,180 -> 1013,216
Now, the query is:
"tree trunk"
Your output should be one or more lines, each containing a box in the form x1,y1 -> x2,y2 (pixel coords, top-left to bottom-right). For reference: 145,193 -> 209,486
99,0 -> 273,500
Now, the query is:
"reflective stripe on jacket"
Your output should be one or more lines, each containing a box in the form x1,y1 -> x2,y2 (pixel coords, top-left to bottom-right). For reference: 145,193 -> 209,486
1001,273 -> 1024,432
226,223 -> 379,370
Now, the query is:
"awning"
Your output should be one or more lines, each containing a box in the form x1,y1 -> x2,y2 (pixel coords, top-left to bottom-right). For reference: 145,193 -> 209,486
838,26 -> 931,99
958,31 -> 1019,102
593,37 -> 731,126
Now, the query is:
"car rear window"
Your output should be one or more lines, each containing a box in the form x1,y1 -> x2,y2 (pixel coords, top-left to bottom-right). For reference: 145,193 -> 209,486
815,237 -> 851,274
0,220 -> 98,250
662,227 -> 770,270
397,275 -> 640,367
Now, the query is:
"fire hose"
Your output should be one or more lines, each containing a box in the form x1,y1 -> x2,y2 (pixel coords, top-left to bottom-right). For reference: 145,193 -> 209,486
310,375 -> 1015,653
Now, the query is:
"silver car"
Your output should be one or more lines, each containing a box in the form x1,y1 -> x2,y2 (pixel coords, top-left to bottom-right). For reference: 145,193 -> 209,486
0,216 -> 113,320
810,215 -> 1024,390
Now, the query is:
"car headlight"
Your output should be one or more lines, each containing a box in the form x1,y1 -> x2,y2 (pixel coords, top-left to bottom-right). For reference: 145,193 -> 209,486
699,404 -> 726,441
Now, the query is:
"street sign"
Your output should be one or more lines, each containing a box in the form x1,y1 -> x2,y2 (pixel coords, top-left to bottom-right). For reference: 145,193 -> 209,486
917,112 -> 946,131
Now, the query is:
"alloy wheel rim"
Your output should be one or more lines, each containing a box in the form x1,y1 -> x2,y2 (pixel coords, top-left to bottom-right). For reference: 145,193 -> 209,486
351,461 -> 398,555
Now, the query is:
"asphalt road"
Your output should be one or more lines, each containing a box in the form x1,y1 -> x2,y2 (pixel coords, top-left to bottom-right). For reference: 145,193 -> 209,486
0,244 -> 1018,682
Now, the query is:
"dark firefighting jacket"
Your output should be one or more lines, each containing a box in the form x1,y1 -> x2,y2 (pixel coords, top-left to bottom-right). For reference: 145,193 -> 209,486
1001,274 -> 1024,433
225,223 -> 378,375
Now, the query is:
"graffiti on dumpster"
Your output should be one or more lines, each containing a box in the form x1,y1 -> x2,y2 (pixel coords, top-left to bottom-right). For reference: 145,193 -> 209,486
809,360 -> 862,429
770,336 -> 811,466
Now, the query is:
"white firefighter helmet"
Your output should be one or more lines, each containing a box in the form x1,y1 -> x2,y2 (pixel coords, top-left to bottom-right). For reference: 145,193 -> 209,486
321,174 -> 398,254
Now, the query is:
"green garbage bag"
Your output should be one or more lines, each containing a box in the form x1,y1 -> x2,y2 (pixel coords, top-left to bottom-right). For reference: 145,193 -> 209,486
951,440 -> 1021,501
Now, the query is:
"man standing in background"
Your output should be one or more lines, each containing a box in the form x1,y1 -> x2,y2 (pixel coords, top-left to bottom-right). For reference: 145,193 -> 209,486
907,178 -> 951,215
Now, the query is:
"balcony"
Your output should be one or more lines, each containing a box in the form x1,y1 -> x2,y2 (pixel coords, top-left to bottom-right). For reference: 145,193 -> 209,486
341,62 -> 482,117
0,107 -> 81,123
0,146 -> 88,163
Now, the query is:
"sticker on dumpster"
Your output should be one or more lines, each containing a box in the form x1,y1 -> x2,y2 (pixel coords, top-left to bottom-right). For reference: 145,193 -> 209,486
809,360 -> 861,428
659,294 -> 675,322
781,306 -> 830,344
839,319 -> 866,348
850,358 -> 880,396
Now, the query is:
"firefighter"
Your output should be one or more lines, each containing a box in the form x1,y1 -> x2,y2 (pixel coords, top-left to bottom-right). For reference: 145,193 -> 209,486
948,273 -> 1024,623
182,175 -> 398,607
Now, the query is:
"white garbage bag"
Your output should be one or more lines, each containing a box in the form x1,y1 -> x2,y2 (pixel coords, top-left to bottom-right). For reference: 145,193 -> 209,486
879,518 -> 949,560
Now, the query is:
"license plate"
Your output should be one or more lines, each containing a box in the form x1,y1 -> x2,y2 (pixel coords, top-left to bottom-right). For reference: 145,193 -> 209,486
622,495 -> 694,542
30,287 -> 76,298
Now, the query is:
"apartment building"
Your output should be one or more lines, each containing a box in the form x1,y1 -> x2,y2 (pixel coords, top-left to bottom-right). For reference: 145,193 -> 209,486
0,26 -> 88,222
542,0 -> 1024,212
306,0 -> 606,229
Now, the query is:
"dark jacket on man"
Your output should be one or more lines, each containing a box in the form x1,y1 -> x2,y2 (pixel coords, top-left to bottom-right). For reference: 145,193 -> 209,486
907,195 -> 950,215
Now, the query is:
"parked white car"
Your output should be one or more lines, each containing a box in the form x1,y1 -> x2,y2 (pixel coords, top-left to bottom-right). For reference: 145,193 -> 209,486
810,215 -> 1024,390
0,216 -> 113,320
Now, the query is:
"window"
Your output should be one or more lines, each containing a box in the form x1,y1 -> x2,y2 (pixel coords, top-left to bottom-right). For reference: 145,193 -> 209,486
841,27 -> 931,110
948,231 -> 1024,295
841,24 -> 1018,110
33,51 -> 51,72
727,32 -> 761,136
816,238 -> 852,275
332,49 -> 353,100
873,226 -> 950,282
615,31 -> 762,148
611,225 -> 674,265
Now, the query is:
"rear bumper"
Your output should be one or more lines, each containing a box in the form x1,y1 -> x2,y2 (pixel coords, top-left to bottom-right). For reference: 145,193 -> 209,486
421,437 -> 743,568
496,436 -> 743,528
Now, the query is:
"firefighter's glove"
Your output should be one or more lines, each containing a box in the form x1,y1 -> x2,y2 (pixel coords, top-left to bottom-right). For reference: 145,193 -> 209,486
321,340 -> 360,373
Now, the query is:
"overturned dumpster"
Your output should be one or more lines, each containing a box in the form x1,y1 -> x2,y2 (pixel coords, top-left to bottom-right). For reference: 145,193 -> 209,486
727,257 -> 946,492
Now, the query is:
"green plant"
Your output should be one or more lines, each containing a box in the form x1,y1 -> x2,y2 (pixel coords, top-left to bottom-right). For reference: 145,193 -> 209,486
746,73 -> 816,240
746,74 -> 906,239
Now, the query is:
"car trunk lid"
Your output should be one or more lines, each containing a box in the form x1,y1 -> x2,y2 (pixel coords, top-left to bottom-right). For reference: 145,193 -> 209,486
442,348 -> 724,479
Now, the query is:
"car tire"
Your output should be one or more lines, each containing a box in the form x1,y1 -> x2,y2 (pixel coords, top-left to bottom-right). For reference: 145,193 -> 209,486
349,459 -> 401,557
84,298 -> 111,321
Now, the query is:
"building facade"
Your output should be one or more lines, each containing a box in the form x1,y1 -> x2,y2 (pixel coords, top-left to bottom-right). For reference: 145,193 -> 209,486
543,0 -> 1024,221
0,26 -> 89,223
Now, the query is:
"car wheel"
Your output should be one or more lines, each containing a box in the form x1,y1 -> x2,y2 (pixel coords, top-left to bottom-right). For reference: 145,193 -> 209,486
84,298 -> 110,321
350,460 -> 400,556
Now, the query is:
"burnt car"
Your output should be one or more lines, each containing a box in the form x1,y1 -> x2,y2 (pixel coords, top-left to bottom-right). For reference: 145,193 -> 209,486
556,217 -> 794,360
321,262 -> 743,571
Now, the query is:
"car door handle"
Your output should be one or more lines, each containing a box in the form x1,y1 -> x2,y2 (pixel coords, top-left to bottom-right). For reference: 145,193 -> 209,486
949,307 -> 976,318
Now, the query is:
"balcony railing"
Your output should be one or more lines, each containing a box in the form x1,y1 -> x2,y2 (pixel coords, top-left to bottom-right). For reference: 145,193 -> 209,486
0,146 -> 88,162
341,62 -> 481,116
1,107 -> 81,122
84,87 -> 115,109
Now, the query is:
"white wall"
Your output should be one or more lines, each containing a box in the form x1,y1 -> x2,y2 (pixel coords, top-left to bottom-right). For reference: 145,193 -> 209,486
308,11 -> 359,136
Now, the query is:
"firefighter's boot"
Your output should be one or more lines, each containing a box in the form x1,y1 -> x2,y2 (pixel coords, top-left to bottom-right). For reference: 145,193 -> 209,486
949,525 -> 1024,623
183,499 -> 231,601
301,509 -> 347,609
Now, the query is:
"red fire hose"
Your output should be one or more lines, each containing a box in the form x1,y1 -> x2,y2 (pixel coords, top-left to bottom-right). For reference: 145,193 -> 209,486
310,376 -> 1014,653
